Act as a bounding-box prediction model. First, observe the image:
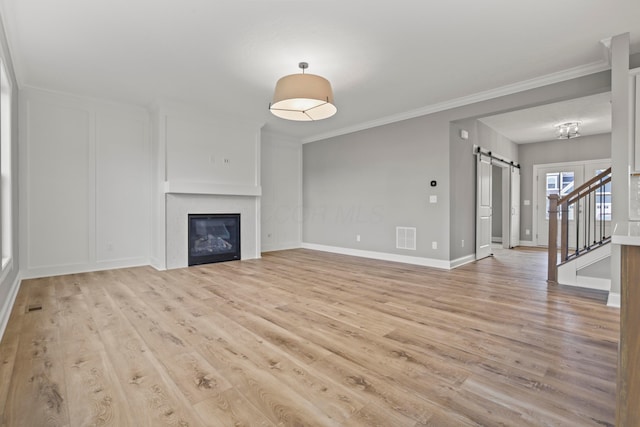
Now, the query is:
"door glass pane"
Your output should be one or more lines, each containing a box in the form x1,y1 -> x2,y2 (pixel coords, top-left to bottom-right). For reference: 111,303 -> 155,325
545,172 -> 575,220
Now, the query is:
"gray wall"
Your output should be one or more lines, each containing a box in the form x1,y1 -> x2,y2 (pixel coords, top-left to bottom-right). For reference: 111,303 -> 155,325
631,51 -> 640,69
452,119 -> 515,246
304,116 -> 450,259
304,71 -> 611,262
518,132 -> 611,243
449,118 -> 478,260
478,120 -> 519,161
261,131 -> 302,252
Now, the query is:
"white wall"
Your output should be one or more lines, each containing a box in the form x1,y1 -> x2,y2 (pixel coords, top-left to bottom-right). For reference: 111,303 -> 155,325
19,88 -> 151,278
609,34 -> 632,297
261,131 -> 302,252
165,113 -> 259,187
0,13 -> 21,340
152,103 -> 262,269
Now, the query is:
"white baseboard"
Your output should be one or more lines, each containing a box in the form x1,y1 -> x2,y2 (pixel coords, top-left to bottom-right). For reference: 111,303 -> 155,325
302,242 -> 451,269
558,271 -> 611,291
0,273 -> 22,343
607,292 -> 620,308
150,256 -> 166,271
450,254 -> 476,269
21,257 -> 150,280
491,237 -> 503,243
571,276 -> 611,291
261,241 -> 302,253
518,240 -> 537,247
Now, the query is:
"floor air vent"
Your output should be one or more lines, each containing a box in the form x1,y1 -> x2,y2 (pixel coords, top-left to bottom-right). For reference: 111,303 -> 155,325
26,304 -> 43,313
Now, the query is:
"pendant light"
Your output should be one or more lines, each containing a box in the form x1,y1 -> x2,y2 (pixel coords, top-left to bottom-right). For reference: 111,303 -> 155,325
269,62 -> 337,121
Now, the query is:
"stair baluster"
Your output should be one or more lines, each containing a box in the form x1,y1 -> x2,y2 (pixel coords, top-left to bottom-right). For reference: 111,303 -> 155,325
547,167 -> 612,283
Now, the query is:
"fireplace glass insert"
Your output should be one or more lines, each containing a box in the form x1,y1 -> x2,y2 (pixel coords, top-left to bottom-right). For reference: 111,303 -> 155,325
188,213 -> 240,266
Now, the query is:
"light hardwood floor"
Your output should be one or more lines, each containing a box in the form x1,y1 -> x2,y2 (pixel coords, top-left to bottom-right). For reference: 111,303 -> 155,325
0,248 -> 619,426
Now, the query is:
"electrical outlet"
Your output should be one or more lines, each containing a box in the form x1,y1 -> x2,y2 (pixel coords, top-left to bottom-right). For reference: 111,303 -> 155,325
432,241 -> 437,250
461,239 -> 464,247
525,229 -> 530,236
356,234 -> 361,242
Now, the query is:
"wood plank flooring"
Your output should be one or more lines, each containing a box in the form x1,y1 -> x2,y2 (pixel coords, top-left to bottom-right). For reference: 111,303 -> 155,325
0,247 -> 619,426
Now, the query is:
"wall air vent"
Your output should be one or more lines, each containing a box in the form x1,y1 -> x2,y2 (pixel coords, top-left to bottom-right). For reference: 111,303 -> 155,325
396,227 -> 416,250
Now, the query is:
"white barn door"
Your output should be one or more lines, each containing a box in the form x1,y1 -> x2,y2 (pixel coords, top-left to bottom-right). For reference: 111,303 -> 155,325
476,153 -> 493,260
510,165 -> 521,248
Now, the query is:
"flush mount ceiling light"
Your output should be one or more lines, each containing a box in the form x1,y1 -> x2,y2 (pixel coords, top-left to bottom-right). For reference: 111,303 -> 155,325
556,122 -> 581,139
269,62 -> 337,121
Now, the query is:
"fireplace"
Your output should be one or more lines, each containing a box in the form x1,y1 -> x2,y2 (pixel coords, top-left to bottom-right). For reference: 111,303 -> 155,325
188,213 -> 241,266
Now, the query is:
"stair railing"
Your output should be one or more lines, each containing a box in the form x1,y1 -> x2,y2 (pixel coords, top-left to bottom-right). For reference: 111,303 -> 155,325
548,167 -> 612,283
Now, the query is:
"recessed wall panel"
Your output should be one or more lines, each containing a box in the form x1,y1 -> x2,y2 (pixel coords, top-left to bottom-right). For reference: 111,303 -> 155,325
96,113 -> 150,263
27,100 -> 90,268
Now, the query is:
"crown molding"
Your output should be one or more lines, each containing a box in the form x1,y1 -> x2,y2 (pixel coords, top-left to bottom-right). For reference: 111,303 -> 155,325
302,60 -> 611,144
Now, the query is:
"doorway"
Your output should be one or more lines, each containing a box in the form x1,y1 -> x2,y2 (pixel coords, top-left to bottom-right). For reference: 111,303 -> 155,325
476,148 -> 521,260
533,159 -> 611,247
491,164 -> 520,249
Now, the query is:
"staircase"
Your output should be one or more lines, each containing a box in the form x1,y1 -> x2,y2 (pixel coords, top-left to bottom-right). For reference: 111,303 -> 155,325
557,244 -> 611,290
548,167 -> 612,289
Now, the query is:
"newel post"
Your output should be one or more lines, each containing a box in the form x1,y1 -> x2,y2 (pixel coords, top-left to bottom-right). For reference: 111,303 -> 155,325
547,194 -> 559,283
559,201 -> 569,261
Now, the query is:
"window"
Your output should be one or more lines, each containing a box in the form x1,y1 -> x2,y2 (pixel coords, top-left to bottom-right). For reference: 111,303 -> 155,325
1,59 -> 12,269
595,169 -> 612,221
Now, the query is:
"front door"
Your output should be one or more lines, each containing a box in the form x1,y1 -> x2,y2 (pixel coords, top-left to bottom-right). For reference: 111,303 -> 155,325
536,165 -> 583,246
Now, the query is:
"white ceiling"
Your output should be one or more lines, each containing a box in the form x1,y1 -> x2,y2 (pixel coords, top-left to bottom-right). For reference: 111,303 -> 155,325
479,92 -> 612,144
1,0 -> 638,142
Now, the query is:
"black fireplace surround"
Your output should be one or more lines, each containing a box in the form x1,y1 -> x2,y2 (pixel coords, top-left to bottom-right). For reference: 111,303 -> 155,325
188,213 -> 241,266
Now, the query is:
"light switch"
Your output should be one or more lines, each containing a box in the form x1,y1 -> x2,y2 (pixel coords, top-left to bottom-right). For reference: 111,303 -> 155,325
429,195 -> 437,203
524,200 -> 530,206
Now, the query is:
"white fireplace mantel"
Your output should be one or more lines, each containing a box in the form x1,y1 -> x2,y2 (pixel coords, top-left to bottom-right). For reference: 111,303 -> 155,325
151,106 -> 263,271
164,193 -> 260,269
163,181 -> 262,197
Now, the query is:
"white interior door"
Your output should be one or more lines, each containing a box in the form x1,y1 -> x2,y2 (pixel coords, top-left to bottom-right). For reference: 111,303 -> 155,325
536,165 -> 583,246
476,153 -> 493,260
500,166 -> 510,248
510,166 -> 520,248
